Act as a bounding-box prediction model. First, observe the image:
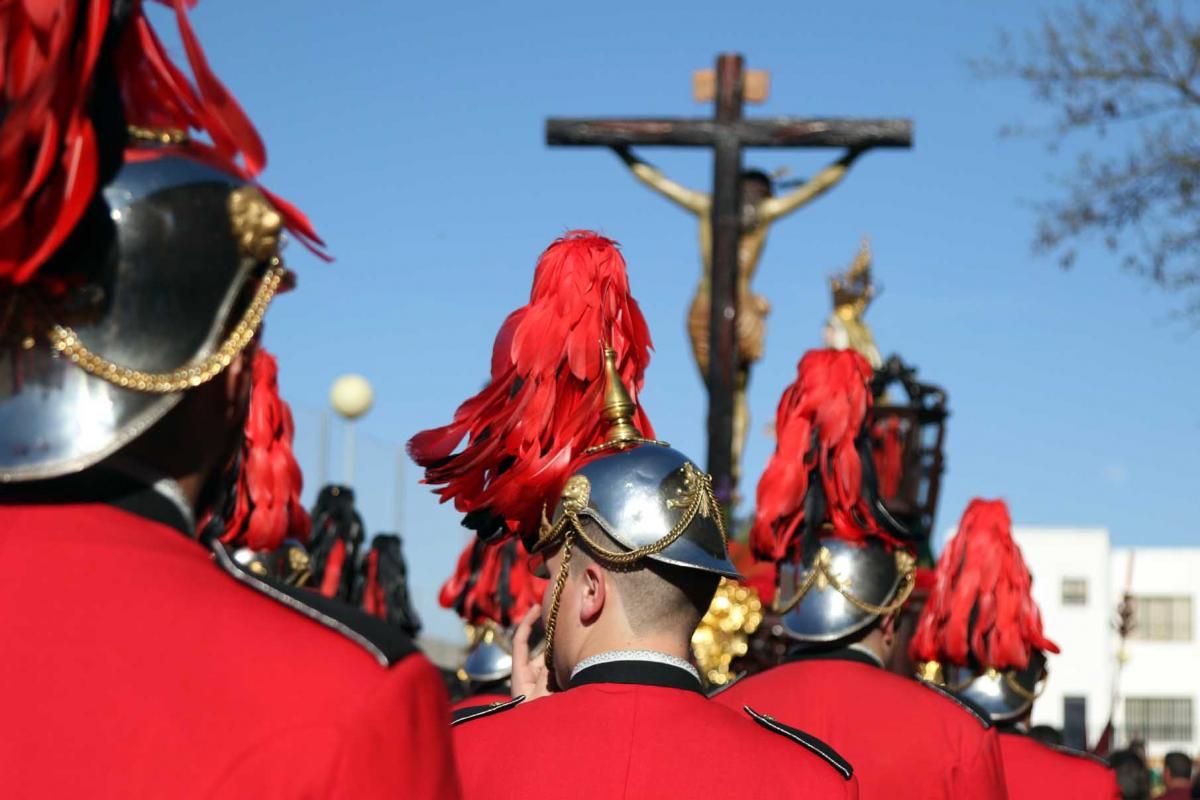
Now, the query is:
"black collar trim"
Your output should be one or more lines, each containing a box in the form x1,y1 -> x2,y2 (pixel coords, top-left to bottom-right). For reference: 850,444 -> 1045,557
210,541 -> 418,668
569,659 -> 704,694
451,696 -> 525,727
744,706 -> 855,780
920,680 -> 993,729
1045,741 -> 1111,767
705,670 -> 748,699
1000,731 -> 1112,766
0,468 -> 191,536
786,646 -> 881,669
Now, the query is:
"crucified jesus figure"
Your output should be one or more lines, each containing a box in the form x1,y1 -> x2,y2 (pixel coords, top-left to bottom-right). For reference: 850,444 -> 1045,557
612,145 -> 864,485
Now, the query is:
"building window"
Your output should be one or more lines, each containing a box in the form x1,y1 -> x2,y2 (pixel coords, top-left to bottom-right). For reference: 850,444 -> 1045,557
1061,577 -> 1088,606
1063,696 -> 1088,751
1129,596 -> 1193,641
1123,697 -> 1194,744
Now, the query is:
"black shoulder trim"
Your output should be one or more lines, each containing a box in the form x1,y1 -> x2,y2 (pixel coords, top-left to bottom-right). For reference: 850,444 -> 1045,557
705,671 -> 747,699
744,706 -> 854,780
1046,741 -> 1112,767
920,680 -> 993,729
210,541 -> 418,668
451,696 -> 525,727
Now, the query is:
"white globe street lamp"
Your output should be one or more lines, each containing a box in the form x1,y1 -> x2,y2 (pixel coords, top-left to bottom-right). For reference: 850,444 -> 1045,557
330,374 -> 374,485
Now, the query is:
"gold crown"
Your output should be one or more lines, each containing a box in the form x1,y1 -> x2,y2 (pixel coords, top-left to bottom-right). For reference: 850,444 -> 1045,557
830,237 -> 874,311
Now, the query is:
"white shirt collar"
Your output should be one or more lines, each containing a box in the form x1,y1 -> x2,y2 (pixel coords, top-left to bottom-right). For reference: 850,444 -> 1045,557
571,649 -> 700,682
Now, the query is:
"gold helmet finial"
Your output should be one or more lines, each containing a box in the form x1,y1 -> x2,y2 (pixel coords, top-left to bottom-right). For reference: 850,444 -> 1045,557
601,346 -> 641,445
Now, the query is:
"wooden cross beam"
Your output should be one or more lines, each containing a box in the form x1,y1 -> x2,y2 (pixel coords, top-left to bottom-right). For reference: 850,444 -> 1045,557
546,118 -> 912,149
546,53 -> 913,505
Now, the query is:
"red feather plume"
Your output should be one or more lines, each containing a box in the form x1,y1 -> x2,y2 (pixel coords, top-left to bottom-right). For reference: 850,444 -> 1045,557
1,0 -> 325,287
1,0 -> 109,283
909,499 -> 1059,670
211,348 -> 310,552
439,538 -> 547,628
317,538 -> 346,598
750,349 -> 891,562
361,547 -> 385,617
871,416 -> 904,501
408,231 -> 654,543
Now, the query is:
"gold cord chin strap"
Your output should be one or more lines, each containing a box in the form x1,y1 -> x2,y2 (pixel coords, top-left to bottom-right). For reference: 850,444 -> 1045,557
541,530 -> 576,675
47,260 -> 284,394
1004,668 -> 1048,702
772,545 -> 916,616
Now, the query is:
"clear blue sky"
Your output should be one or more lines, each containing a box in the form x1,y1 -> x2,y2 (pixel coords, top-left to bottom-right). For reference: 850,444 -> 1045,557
172,0 -> 1197,638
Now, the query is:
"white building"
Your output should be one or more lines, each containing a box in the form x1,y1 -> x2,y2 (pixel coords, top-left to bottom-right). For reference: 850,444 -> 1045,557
1011,527 -> 1200,759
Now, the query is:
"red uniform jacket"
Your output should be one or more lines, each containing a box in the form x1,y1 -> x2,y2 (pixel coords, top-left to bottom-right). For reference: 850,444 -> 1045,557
453,657 -> 860,799
713,649 -> 1009,800
0,481 -> 460,799
998,731 -> 1119,799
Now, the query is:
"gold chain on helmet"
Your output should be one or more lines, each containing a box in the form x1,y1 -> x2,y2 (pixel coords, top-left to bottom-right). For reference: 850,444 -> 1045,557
540,465 -> 726,674
920,661 -> 1048,705
772,545 -> 916,616
47,259 -> 284,394
1004,667 -> 1048,702
543,471 -> 726,567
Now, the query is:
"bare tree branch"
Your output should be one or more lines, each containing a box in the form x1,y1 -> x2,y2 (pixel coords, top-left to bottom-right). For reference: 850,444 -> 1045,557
978,0 -> 1200,318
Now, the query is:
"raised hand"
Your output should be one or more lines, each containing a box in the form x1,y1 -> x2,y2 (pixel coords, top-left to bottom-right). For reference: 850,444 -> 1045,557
510,604 -> 551,700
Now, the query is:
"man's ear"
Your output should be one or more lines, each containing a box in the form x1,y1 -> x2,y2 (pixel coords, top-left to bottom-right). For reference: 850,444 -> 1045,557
879,612 -> 898,649
578,562 -> 606,626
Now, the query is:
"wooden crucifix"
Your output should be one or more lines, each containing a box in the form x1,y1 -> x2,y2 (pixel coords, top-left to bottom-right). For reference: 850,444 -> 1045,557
546,53 -> 912,505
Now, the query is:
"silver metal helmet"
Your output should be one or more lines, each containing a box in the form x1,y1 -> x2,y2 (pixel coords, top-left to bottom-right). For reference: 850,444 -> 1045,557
937,650 -> 1048,723
460,619 -> 546,685
777,536 -> 915,642
462,622 -> 516,683
541,443 -> 742,579
0,150 -> 284,482
530,348 -> 738,580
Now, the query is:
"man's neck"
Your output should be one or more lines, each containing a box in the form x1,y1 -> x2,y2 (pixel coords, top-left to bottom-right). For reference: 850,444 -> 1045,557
105,454 -> 205,522
856,629 -> 890,665
847,642 -> 885,668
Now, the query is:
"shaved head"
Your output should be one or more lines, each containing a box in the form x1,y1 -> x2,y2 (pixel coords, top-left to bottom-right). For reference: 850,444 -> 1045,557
572,523 -> 719,639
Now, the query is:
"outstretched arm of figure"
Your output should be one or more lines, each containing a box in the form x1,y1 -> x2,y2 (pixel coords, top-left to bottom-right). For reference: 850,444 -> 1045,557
611,146 -> 708,215
760,148 -> 865,224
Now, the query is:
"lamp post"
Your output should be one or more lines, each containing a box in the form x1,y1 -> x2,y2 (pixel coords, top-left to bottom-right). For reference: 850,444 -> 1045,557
871,355 -> 949,678
869,355 -> 949,563
329,374 -> 374,486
